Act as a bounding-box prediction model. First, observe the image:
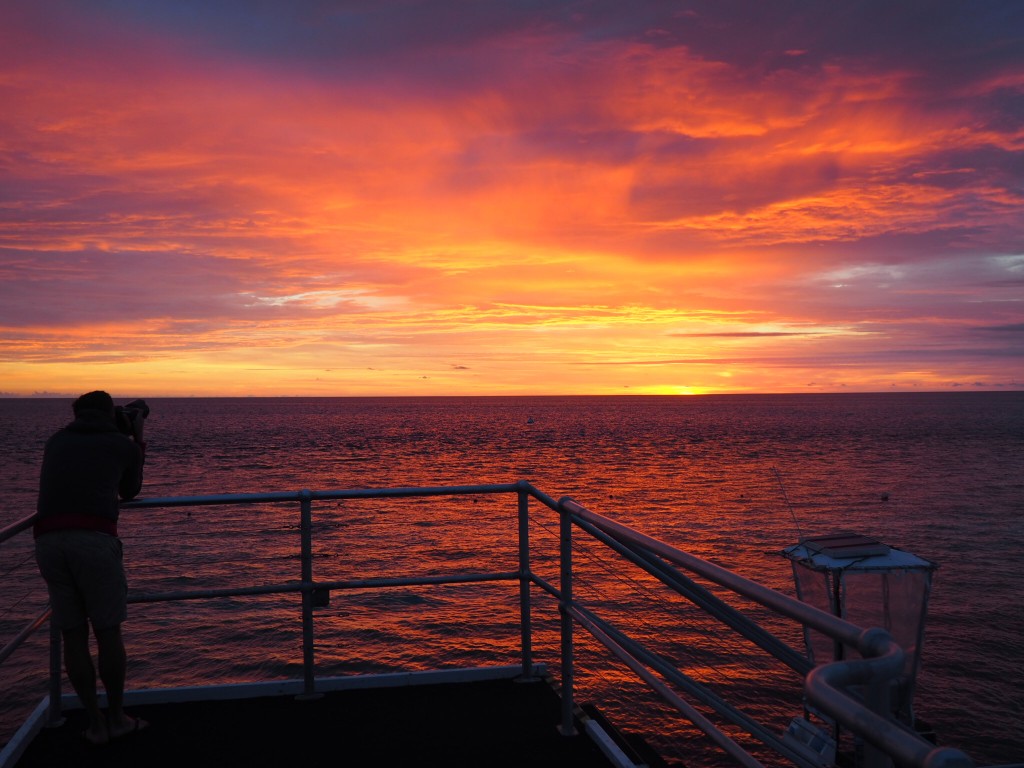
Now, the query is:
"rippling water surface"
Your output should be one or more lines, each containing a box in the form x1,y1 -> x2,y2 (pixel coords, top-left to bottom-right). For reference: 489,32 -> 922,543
1,393 -> 1021,765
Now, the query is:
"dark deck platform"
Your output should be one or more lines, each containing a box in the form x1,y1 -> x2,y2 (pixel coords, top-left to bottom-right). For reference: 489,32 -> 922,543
12,676 -> 652,768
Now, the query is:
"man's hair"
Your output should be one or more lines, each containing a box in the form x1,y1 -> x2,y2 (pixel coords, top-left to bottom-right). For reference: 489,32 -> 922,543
73,390 -> 115,417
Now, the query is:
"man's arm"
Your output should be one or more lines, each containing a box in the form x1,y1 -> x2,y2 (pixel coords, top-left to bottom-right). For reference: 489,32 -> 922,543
118,437 -> 145,501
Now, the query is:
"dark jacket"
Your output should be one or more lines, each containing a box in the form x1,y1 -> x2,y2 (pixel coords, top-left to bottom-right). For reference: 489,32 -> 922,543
34,409 -> 144,538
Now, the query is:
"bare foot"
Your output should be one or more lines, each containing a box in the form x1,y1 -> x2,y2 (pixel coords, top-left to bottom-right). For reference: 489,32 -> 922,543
108,715 -> 149,740
81,723 -> 110,747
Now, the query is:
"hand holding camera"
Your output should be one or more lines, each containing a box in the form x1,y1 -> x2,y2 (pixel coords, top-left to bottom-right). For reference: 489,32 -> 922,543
115,399 -> 150,445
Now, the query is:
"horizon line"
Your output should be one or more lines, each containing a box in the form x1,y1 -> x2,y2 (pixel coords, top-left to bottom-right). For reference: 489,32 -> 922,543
3,389 -> 1021,400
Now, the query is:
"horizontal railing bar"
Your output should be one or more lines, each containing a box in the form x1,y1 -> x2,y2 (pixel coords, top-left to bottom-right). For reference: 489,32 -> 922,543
529,573 -> 560,601
317,571 -> 520,592
6,482 -> 539,538
566,602 -> 768,768
571,511 -> 811,674
560,496 -> 868,649
0,608 -> 50,667
520,481 -> 560,511
129,571 -> 521,605
0,515 -> 34,545
570,600 -> 814,768
807,653 -> 973,768
6,480 -> 545,545
129,582 -> 303,603
121,483 -> 525,510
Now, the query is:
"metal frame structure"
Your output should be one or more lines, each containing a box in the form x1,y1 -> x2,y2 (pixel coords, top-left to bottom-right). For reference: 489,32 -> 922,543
0,481 -> 978,768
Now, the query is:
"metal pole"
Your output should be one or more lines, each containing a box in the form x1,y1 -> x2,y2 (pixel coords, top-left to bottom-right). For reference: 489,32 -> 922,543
517,486 -> 535,680
864,673 -> 894,768
298,489 -> 319,699
47,623 -> 64,727
558,501 -> 576,735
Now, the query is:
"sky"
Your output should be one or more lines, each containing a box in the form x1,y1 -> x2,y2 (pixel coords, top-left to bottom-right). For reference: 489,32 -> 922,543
1,1 -> 1022,397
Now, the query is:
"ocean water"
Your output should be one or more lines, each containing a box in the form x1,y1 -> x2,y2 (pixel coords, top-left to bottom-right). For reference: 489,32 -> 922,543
1,393 -> 1021,765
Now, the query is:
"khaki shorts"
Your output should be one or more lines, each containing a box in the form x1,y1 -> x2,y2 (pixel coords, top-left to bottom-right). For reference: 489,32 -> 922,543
35,529 -> 128,631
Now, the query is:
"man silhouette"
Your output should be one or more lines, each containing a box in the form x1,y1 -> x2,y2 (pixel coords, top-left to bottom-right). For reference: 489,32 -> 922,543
34,390 -> 149,745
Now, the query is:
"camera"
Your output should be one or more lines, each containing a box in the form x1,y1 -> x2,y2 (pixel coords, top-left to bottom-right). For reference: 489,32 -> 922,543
114,399 -> 150,437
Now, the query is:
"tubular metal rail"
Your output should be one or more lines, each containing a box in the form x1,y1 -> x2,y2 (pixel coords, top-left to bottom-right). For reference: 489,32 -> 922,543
0,481 -> 980,768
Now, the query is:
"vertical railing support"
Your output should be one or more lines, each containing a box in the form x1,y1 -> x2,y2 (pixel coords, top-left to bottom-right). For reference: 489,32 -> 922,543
46,623 -> 64,727
864,674 -> 894,768
516,485 -> 535,680
558,501 -> 577,735
297,489 -> 320,699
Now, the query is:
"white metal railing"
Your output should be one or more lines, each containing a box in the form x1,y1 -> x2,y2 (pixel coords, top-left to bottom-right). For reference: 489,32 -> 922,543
0,481 -> 983,768
556,496 -> 976,768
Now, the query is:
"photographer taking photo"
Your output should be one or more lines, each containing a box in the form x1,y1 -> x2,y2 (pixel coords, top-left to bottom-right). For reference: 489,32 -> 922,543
34,390 -> 150,745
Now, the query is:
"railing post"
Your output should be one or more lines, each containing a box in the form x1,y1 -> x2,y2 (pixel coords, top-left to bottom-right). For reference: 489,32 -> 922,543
558,501 -> 577,736
297,489 -> 320,699
46,623 -> 64,727
517,486 -> 535,680
864,675 -> 894,768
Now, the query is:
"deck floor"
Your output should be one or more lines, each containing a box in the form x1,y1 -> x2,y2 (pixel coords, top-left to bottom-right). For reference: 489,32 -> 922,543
13,676 -> 656,768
